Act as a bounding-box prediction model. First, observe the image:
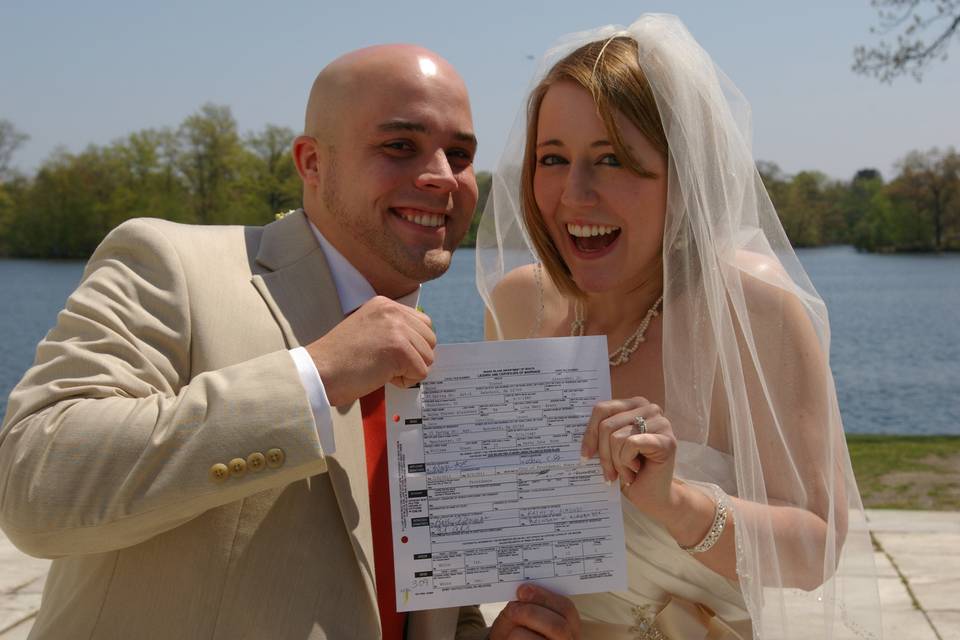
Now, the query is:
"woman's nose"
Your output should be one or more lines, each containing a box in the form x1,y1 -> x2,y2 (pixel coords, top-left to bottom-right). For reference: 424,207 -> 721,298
559,163 -> 598,209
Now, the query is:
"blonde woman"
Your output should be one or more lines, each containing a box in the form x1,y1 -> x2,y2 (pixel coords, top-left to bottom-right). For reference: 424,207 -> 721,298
478,15 -> 882,639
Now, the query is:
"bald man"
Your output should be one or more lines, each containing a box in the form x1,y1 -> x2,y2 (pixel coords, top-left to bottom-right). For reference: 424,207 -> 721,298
0,46 -> 525,640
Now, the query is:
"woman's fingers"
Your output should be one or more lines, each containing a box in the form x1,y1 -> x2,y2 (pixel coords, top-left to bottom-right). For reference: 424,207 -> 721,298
608,411 -> 674,486
583,398 -> 671,485
597,415 -> 617,483
610,424 -> 642,485
618,428 -> 675,468
581,399 -> 636,462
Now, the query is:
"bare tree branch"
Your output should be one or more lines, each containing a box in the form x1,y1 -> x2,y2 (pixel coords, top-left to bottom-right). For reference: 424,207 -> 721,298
854,0 -> 960,82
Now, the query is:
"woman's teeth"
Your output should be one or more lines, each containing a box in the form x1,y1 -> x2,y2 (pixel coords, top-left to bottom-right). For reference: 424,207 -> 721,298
567,223 -> 620,237
398,210 -> 445,228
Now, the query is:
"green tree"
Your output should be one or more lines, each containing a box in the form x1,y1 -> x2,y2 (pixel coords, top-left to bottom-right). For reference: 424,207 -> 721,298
852,189 -> 901,251
0,119 -> 29,179
0,179 -> 20,255
460,171 -> 492,247
893,148 -> 960,250
834,168 -> 885,243
851,150 -> 960,252
757,161 -> 789,212
245,125 -> 301,219
778,171 -> 831,247
10,147 -> 113,257
96,129 -> 190,228
0,120 -> 29,255
176,104 -> 248,224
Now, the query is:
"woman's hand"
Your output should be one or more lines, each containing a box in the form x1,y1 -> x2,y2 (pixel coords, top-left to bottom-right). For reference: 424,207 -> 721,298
489,584 -> 581,639
581,397 -> 678,515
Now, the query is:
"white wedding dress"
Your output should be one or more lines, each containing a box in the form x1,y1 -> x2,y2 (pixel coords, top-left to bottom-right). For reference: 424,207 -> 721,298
572,443 -> 751,639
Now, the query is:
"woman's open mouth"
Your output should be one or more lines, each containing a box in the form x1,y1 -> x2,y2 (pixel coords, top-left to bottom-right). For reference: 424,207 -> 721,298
567,223 -> 621,256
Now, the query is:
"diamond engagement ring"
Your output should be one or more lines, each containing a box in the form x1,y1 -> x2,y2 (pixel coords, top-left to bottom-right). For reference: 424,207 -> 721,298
633,415 -> 647,434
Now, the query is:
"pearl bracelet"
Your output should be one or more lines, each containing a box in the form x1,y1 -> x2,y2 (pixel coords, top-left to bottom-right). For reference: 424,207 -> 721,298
681,485 -> 729,554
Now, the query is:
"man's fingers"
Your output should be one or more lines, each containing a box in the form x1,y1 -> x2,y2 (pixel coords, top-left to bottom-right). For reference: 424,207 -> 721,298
399,302 -> 433,327
396,303 -> 436,340
408,311 -> 438,348
507,604 -> 571,639
406,327 -> 435,370
518,584 -> 579,625
366,296 -> 436,347
503,628 -> 543,640
401,341 -> 431,383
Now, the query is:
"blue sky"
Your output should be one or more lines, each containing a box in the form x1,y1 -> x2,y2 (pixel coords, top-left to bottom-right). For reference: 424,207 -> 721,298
2,0 -> 958,181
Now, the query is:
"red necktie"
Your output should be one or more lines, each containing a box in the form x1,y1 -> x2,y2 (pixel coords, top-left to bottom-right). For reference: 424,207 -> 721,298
359,387 -> 406,640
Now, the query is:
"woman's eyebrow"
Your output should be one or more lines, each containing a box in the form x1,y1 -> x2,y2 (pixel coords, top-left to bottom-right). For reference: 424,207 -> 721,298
536,139 -> 615,148
537,138 -> 564,148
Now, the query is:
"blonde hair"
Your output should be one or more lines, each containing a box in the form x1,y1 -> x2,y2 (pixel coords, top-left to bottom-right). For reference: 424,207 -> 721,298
521,36 -> 668,297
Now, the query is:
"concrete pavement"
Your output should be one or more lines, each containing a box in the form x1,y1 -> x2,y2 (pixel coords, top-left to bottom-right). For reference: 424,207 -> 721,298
2,509 -> 958,638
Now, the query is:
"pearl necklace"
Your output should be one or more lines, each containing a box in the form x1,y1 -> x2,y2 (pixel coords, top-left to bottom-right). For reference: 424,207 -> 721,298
570,294 -> 663,367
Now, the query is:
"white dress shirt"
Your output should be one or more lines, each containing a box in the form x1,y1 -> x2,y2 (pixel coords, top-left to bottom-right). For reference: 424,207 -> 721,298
288,218 -> 420,454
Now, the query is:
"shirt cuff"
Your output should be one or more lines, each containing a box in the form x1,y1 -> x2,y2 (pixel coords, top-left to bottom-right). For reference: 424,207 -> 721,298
289,347 -> 336,454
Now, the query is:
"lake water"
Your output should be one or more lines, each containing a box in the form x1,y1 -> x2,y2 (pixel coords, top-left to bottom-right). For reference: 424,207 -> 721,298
1,246 -> 958,434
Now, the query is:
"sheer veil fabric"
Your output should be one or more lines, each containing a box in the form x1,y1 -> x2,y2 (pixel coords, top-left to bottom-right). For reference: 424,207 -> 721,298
477,14 -> 882,639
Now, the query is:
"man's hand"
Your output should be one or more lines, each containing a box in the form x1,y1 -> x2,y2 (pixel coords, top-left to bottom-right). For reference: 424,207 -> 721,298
489,584 -> 580,640
305,296 -> 436,406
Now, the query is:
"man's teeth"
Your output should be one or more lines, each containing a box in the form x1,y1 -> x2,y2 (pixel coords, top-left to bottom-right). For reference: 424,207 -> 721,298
567,223 -> 620,238
398,210 -> 445,228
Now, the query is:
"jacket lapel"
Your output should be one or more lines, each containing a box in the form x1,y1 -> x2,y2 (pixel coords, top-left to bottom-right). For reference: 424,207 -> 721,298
250,211 -> 344,347
249,211 -> 379,617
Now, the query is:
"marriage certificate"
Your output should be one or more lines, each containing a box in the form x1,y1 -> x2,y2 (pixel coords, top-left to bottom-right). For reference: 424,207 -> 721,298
385,336 -> 627,611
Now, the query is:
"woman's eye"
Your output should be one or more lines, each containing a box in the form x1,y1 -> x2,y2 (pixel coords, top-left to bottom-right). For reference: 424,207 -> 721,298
598,154 -> 621,167
538,154 -> 566,166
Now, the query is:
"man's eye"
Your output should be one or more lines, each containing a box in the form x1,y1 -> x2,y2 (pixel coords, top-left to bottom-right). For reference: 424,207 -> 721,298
447,148 -> 474,164
384,141 -> 415,152
598,154 -> 621,167
538,155 -> 566,166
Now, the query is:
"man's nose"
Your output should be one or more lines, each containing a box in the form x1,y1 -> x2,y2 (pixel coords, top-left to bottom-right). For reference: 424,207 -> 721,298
559,163 -> 598,209
415,150 -> 458,192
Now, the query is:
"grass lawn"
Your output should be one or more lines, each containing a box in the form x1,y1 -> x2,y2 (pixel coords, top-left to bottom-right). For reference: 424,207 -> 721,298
847,434 -> 960,510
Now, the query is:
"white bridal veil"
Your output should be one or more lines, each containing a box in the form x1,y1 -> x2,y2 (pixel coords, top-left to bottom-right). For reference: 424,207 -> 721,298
477,14 -> 882,639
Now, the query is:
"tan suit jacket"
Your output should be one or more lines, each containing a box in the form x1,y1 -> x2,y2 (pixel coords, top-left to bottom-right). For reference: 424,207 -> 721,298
0,212 -> 486,639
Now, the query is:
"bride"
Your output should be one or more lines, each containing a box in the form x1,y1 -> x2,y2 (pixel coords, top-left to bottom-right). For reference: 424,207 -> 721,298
478,14 -> 882,640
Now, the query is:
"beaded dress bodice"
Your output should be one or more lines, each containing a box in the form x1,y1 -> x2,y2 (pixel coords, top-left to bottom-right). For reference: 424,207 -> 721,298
571,443 -> 752,639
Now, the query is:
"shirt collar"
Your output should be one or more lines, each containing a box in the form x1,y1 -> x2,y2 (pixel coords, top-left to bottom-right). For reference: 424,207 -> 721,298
307,215 -> 420,315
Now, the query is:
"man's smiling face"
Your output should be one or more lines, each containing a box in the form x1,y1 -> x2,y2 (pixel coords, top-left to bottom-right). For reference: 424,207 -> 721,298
303,48 -> 478,294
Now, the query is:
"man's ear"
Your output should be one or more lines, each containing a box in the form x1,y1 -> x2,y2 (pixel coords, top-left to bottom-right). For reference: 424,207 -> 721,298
292,135 -> 323,186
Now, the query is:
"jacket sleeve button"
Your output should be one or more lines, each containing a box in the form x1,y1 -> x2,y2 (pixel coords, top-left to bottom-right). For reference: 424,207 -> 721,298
228,457 -> 248,478
209,463 -> 229,483
266,448 -> 286,468
247,452 -> 266,472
